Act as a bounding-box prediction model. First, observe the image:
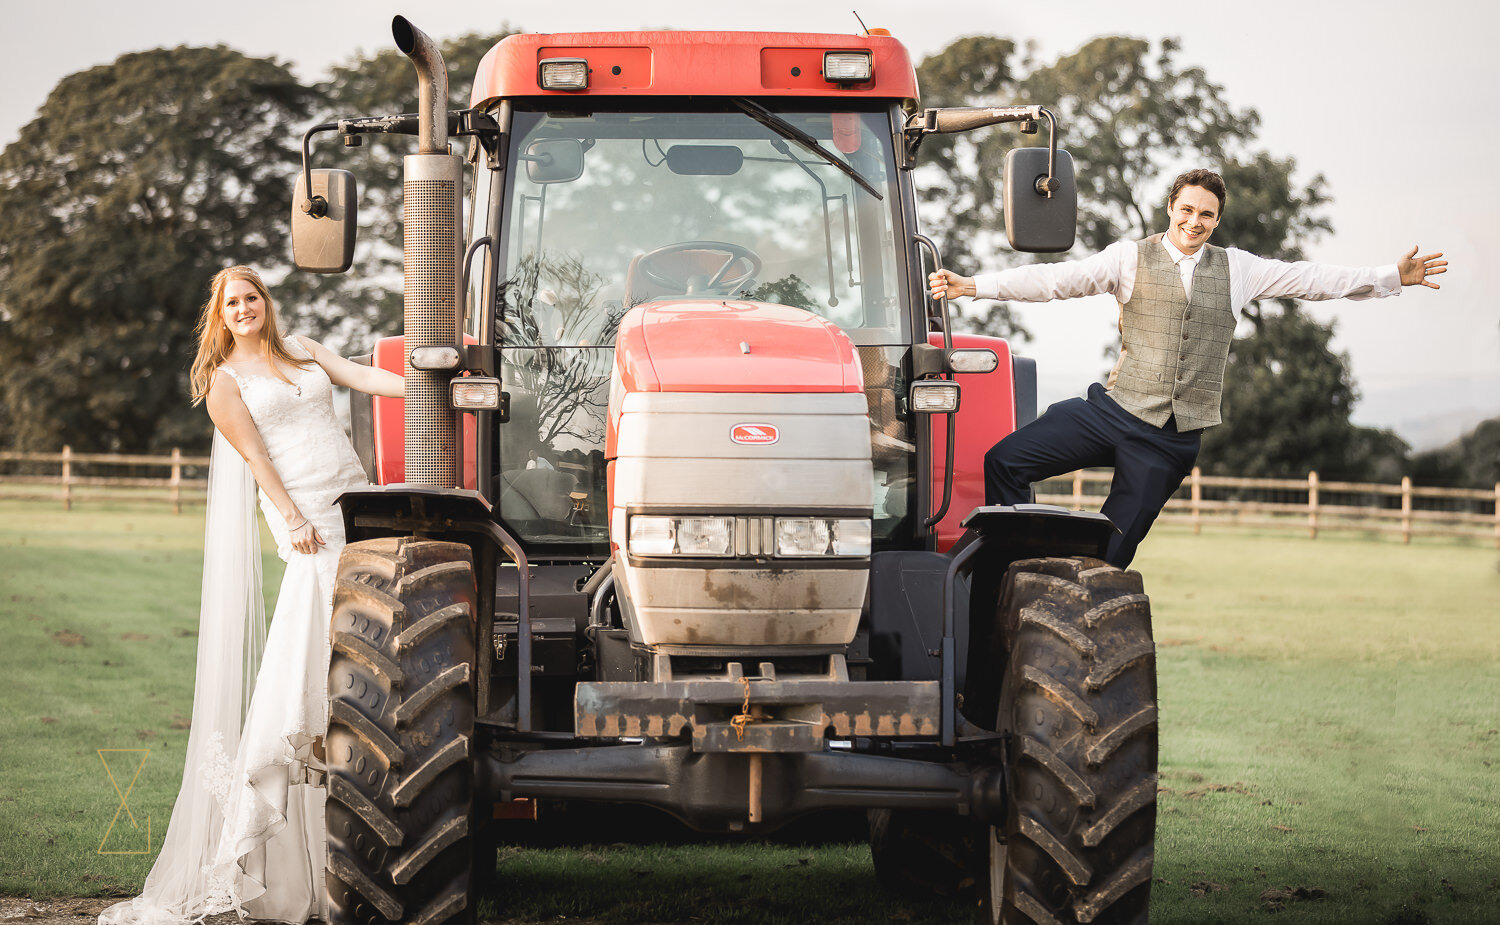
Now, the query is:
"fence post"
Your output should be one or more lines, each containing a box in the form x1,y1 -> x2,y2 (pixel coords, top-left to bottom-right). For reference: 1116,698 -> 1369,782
1191,466 -> 1202,535
169,447 -> 183,515
1401,476 -> 1412,545
1308,470 -> 1319,540
60,445 -> 73,511
1072,469 -> 1084,511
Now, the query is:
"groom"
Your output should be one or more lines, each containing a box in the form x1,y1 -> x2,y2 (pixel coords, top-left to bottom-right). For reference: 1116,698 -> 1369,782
929,168 -> 1447,568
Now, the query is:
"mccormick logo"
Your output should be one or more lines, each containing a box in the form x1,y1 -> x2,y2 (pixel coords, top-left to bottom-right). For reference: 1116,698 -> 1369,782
730,423 -> 779,446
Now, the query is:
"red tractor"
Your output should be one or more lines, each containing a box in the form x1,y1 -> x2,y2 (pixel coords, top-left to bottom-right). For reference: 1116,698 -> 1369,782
293,17 -> 1157,925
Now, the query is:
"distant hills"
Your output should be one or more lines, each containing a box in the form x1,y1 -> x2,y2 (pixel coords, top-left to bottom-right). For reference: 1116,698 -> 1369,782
1356,373 -> 1500,451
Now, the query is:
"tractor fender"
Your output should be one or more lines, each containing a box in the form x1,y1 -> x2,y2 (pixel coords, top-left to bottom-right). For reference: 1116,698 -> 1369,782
336,484 -> 541,728
337,484 -> 499,546
958,503 -> 1115,559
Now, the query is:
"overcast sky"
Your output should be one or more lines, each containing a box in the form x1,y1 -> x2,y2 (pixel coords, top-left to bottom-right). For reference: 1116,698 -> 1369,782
5,0 -> 1496,447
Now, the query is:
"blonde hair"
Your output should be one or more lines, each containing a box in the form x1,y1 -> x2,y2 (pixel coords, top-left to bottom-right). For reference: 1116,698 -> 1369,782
189,266 -> 311,405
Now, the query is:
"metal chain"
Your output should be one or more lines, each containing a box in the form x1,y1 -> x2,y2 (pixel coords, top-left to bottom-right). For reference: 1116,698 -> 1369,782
731,676 -> 753,741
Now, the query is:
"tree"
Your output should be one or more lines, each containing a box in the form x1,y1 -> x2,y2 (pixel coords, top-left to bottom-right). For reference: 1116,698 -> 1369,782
1408,417 -> 1500,489
0,46 -> 310,452
1198,307 -> 1408,480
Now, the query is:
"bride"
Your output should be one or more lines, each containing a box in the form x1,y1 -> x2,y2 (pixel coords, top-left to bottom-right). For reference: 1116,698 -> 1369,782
101,266 -> 404,924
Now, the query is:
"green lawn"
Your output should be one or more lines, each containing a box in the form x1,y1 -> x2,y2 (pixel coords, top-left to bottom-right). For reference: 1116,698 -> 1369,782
1137,529 -> 1500,924
1,500 -> 1496,923
0,502 -> 284,901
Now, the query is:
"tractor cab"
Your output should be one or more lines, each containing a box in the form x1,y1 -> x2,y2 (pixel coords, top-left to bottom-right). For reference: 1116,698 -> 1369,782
484,97 -> 914,556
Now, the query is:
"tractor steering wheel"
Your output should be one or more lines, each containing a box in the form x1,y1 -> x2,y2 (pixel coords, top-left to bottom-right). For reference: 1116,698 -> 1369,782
636,241 -> 763,296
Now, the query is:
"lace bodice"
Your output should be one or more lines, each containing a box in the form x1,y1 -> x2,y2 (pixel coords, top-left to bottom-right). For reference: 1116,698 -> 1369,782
220,337 -> 369,562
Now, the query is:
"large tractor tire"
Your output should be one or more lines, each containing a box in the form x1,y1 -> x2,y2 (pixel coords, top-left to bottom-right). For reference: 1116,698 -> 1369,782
868,557 -> 1157,925
984,557 -> 1158,925
324,537 -> 479,925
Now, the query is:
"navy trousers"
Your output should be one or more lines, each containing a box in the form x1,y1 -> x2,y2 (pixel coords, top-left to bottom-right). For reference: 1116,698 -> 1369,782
984,382 -> 1201,569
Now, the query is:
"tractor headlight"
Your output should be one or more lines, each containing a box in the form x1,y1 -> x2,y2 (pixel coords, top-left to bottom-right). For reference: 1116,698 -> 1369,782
909,379 -> 961,413
628,516 -> 676,556
626,515 -> 869,558
450,377 -> 501,410
675,517 -> 733,556
628,515 -> 735,557
774,518 -> 830,557
774,518 -> 871,557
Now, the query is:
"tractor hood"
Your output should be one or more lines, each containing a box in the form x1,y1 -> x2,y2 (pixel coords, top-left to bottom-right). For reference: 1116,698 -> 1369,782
613,300 -> 864,394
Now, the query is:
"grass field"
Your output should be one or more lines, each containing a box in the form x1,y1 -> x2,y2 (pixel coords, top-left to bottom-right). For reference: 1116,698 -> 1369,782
1,499 -> 1496,923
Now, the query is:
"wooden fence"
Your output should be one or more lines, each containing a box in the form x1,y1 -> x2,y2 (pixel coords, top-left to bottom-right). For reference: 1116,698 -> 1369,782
0,447 -> 209,513
2,449 -> 1496,547
1037,468 -> 1499,547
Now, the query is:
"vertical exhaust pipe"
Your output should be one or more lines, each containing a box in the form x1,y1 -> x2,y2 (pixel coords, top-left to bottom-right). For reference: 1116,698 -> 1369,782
392,16 -> 449,156
393,16 -> 462,488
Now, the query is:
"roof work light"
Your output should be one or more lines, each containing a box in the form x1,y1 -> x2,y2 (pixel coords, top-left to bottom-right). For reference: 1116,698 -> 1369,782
539,58 -> 589,91
823,51 -> 873,83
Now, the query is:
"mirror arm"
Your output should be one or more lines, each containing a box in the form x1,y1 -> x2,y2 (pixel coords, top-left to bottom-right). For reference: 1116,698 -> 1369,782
457,110 -> 503,168
902,106 -> 1062,191
1037,108 -> 1060,199
299,122 -> 339,218
900,111 -> 927,169
331,109 -> 503,167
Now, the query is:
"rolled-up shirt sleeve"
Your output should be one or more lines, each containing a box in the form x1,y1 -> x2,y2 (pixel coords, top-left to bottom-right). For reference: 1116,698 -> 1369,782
1228,248 -> 1401,304
971,241 -> 1136,302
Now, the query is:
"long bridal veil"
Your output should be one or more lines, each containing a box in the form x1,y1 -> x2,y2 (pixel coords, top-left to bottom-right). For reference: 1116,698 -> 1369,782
100,430 -> 265,924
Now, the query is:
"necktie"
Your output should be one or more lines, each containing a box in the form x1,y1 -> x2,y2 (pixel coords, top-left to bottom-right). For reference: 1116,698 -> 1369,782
1178,255 -> 1197,300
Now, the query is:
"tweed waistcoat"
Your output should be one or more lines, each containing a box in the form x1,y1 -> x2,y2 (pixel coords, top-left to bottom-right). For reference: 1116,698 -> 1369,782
1107,235 -> 1234,431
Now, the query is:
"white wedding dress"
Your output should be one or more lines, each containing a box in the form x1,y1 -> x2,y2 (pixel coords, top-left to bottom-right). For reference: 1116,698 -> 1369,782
102,338 -> 369,925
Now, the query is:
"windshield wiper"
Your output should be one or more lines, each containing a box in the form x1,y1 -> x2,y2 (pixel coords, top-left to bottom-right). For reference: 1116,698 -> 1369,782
732,98 -> 883,200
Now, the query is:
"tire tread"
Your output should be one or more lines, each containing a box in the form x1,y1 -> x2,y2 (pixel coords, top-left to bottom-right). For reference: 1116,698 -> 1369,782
326,537 -> 477,925
999,557 -> 1157,925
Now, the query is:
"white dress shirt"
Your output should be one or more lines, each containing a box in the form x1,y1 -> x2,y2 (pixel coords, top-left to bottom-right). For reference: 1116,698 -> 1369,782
972,237 -> 1401,320
1161,236 -> 1203,299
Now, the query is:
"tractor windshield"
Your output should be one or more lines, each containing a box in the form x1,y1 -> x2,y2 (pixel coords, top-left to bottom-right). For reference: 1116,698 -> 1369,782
490,102 -> 912,553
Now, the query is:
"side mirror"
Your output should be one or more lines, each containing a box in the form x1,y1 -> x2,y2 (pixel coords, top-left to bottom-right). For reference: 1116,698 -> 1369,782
524,139 -> 584,184
292,169 -> 358,273
1004,147 -> 1077,254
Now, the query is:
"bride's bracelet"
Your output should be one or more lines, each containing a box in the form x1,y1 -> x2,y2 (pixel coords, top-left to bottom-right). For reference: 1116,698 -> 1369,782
287,517 -> 309,532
